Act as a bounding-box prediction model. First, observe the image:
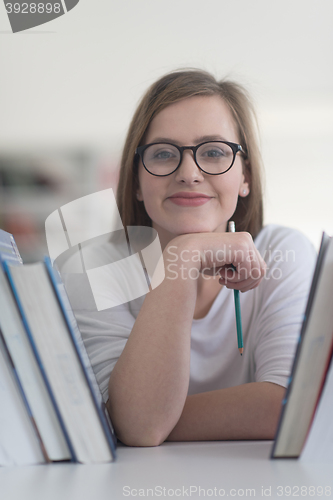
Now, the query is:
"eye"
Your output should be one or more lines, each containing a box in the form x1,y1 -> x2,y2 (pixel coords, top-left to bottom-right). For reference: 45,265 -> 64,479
145,144 -> 179,163
200,147 -> 227,158
154,149 -> 177,160
198,143 -> 232,161
205,148 -> 225,158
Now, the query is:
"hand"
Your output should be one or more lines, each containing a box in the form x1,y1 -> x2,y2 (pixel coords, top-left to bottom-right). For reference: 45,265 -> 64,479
210,232 -> 266,292
168,231 -> 266,293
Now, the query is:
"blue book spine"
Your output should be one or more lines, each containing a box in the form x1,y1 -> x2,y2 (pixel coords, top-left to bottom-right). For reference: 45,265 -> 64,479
0,229 -> 23,265
0,330 -> 48,463
2,260 -> 77,463
44,257 -> 117,458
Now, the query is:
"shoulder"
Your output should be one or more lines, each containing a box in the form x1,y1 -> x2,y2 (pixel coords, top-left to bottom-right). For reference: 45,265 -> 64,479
57,236 -> 144,313
252,225 -> 317,298
254,224 -> 317,266
58,235 -> 129,275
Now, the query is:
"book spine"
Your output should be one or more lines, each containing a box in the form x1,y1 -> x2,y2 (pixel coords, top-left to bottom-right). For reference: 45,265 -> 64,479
44,257 -> 117,458
3,260 -> 77,463
0,330 -> 49,463
0,230 -> 23,265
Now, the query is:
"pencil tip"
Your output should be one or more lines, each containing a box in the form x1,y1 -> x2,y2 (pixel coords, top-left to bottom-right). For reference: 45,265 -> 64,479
239,348 -> 244,355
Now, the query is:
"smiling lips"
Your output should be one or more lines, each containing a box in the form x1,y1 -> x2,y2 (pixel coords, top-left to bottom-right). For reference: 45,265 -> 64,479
168,192 -> 212,207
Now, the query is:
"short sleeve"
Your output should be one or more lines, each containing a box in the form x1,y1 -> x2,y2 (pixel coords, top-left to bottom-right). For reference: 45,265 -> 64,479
74,304 -> 138,404
61,263 -> 145,404
252,226 -> 317,388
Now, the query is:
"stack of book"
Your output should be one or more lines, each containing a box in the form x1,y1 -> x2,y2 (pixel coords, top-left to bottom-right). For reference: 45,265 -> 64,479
0,229 -> 117,466
271,232 -> 333,461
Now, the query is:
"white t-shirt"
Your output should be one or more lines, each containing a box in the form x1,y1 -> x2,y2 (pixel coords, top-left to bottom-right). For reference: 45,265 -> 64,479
61,224 -> 317,403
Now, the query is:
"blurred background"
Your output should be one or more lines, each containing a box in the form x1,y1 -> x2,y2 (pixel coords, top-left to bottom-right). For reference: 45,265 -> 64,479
0,0 -> 332,261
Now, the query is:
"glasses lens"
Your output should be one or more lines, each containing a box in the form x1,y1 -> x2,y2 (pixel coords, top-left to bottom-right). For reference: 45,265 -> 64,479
196,142 -> 234,174
143,144 -> 180,175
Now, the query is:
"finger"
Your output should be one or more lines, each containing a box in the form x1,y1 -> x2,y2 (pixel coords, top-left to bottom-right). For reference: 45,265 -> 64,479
219,278 -> 263,292
219,273 -> 264,292
218,261 -> 265,283
201,266 -> 224,276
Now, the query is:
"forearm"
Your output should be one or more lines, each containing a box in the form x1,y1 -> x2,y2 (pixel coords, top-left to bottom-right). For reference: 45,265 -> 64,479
166,382 -> 285,442
107,233 -> 267,447
107,242 -> 198,447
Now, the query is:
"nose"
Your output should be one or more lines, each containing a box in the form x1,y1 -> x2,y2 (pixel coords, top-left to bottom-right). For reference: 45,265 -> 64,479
174,149 -> 204,184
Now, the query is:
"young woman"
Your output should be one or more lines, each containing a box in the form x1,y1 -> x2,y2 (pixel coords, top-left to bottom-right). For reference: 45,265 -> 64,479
68,70 -> 316,446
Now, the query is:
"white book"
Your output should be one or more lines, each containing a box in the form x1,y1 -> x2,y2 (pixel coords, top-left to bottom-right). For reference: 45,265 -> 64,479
271,233 -> 333,458
301,358 -> 333,461
0,336 -> 45,466
5,260 -> 115,464
0,267 -> 72,462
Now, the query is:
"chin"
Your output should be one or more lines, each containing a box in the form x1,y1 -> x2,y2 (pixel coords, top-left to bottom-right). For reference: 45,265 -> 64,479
173,223 -> 216,235
153,217 -> 227,241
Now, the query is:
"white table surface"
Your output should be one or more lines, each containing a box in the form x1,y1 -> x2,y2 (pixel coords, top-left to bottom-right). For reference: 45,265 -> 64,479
1,441 -> 332,500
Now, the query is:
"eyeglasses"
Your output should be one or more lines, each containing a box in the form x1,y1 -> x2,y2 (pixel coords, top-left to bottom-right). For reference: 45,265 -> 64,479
135,141 -> 246,177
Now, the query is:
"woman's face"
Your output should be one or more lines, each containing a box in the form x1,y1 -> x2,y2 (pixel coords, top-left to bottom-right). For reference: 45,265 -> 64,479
137,95 -> 249,247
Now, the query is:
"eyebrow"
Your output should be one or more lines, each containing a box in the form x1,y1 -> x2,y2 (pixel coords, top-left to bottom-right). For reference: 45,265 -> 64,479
148,135 -> 230,145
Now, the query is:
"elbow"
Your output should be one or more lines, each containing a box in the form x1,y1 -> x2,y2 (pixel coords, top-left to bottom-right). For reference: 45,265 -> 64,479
259,382 -> 285,440
115,419 -> 169,447
261,421 -> 279,441
106,401 -> 169,447
118,430 -> 166,448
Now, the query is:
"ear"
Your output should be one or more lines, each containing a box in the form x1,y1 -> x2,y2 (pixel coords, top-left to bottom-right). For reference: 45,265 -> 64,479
239,182 -> 250,198
136,186 -> 143,202
239,160 -> 251,197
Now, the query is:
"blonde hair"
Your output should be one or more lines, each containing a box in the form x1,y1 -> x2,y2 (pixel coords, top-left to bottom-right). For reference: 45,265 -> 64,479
117,69 -> 264,239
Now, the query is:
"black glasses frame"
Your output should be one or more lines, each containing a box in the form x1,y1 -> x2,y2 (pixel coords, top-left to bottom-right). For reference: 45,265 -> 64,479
135,140 -> 246,177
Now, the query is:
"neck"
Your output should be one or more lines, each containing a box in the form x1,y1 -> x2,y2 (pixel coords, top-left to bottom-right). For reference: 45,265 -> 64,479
152,223 -> 178,251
